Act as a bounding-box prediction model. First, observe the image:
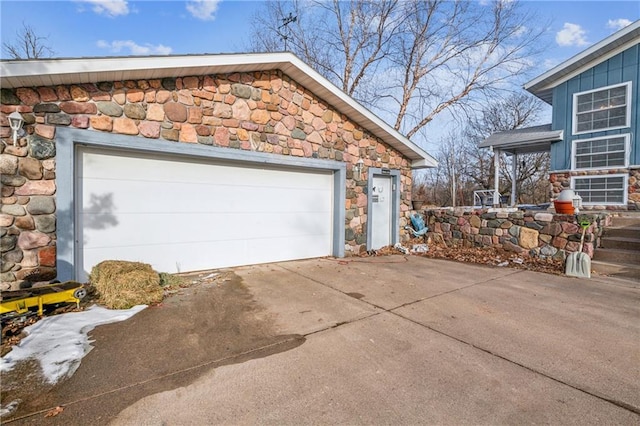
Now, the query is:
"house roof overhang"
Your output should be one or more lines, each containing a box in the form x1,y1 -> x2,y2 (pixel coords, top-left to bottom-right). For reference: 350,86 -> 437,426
478,124 -> 563,155
525,20 -> 640,104
0,52 -> 437,169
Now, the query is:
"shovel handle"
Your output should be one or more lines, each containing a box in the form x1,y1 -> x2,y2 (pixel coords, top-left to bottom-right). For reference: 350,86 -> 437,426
578,222 -> 587,252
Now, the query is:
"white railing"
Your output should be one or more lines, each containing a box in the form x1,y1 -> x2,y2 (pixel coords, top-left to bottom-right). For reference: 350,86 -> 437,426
473,189 -> 501,208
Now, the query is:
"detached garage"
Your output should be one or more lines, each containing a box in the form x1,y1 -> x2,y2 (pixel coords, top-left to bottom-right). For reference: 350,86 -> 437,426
0,53 -> 436,286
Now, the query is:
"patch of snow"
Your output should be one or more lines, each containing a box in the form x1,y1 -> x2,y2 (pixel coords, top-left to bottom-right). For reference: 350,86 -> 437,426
0,305 -> 146,385
202,273 -> 219,279
0,399 -> 20,417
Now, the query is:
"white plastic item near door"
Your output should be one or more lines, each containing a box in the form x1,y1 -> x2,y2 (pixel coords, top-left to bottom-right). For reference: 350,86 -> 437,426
370,175 -> 392,249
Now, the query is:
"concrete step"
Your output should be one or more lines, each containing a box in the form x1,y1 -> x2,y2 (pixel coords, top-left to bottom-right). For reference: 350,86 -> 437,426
603,226 -> 640,239
599,236 -> 640,251
592,247 -> 640,265
611,217 -> 640,228
591,260 -> 640,282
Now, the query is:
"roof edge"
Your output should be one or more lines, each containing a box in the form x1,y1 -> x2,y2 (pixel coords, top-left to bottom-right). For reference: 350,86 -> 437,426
1,52 -> 437,167
525,20 -> 640,100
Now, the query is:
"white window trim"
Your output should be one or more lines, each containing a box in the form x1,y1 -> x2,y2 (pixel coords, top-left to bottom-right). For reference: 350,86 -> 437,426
571,173 -> 628,206
572,81 -> 632,135
571,134 -> 630,171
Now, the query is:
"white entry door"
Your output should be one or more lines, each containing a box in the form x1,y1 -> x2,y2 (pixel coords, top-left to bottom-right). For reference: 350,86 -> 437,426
370,175 -> 392,249
76,148 -> 334,281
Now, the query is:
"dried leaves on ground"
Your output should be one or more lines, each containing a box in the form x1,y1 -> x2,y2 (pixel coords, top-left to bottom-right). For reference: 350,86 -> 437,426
363,238 -> 565,276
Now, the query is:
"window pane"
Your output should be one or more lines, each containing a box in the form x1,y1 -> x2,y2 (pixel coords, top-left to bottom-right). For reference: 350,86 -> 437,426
593,99 -> 610,110
608,152 -> 625,166
594,90 -> 609,101
574,176 -> 625,204
574,84 -> 628,133
592,118 -> 609,130
591,156 -> 606,168
610,86 -> 626,97
577,102 -> 592,113
577,122 -> 590,132
593,110 -> 609,120
610,95 -> 626,107
609,106 -> 626,118
609,116 -> 626,127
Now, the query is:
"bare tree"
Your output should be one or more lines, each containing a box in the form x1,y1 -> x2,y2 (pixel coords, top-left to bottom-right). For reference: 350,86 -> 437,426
2,22 -> 55,59
250,0 -> 401,98
249,0 -> 547,141
416,94 -> 549,207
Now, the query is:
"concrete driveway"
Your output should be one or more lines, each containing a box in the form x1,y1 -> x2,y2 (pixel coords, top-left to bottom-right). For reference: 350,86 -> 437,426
7,256 -> 640,425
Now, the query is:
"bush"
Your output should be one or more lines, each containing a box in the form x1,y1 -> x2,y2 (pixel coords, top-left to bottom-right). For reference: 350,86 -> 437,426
89,260 -> 164,309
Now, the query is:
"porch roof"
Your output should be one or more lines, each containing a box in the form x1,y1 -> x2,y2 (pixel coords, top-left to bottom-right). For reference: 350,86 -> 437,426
478,124 -> 563,155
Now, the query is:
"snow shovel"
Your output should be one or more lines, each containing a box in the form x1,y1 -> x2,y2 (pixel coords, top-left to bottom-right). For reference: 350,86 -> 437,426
565,218 -> 591,278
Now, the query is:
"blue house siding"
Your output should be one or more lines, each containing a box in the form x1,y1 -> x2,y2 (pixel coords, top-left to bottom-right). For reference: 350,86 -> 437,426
550,44 -> 639,171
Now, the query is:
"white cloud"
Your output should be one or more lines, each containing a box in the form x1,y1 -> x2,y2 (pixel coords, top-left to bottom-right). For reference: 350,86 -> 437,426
607,18 -> 632,31
186,0 -> 220,21
77,0 -> 130,17
556,23 -> 588,47
97,40 -> 173,55
513,25 -> 527,38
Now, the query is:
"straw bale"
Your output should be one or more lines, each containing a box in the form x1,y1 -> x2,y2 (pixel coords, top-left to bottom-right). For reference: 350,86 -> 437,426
90,260 -> 163,309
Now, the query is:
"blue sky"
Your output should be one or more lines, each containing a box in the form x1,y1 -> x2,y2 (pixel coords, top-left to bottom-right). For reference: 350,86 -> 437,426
1,1 -> 638,70
1,1 -> 638,149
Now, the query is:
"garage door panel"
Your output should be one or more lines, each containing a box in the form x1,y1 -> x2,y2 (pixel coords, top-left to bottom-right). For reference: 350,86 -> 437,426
81,211 -> 332,248
78,149 -> 334,280
82,179 -> 332,214
81,230 -> 330,276
82,152 -> 331,190
82,240 -> 249,275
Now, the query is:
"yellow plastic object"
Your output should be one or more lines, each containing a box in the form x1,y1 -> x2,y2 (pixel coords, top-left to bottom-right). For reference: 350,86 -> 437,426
0,282 -> 87,318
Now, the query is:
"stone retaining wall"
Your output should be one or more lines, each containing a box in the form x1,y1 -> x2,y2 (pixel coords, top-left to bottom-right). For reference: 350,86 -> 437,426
424,208 -> 609,260
1,70 -> 414,286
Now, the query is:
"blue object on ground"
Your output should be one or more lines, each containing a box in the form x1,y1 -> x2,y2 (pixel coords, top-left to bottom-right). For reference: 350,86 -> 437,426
409,214 -> 428,237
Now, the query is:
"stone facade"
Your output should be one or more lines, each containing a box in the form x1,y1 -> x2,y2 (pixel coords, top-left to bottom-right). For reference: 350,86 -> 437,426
550,167 -> 640,211
424,208 -> 609,260
1,71 -> 415,286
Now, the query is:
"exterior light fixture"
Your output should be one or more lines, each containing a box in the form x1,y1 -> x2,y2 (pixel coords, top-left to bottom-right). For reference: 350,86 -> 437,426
354,158 -> 364,180
8,111 -> 24,146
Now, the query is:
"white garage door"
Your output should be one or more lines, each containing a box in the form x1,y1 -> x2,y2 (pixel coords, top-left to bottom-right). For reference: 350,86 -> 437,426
76,148 -> 334,281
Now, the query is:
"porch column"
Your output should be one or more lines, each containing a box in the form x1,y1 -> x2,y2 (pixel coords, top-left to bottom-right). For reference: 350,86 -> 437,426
511,153 -> 517,207
493,148 -> 500,207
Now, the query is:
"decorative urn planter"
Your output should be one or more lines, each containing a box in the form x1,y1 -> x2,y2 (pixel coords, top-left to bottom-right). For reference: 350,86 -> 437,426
554,189 -> 575,214
412,200 -> 426,211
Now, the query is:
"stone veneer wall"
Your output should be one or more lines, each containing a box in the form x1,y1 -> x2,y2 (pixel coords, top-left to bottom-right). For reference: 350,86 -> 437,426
425,208 -> 609,260
550,167 -> 640,211
1,71 -> 415,286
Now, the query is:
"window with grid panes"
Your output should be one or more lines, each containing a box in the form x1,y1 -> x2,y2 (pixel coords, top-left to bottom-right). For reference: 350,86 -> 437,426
573,175 -> 625,204
573,83 -> 630,134
574,135 -> 628,169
